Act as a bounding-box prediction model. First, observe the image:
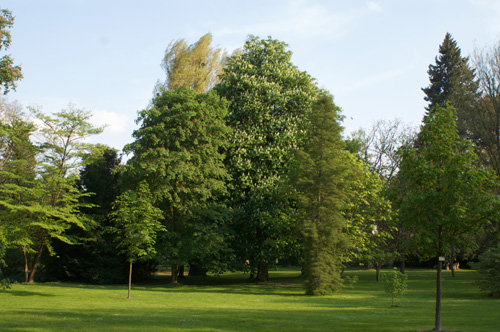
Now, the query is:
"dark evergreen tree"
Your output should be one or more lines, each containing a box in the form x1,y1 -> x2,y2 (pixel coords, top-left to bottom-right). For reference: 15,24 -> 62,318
291,93 -> 354,295
43,147 -> 129,284
422,33 -> 478,137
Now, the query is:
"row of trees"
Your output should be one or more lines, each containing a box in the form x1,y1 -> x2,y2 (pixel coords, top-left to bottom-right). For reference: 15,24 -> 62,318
1,7 -> 499,315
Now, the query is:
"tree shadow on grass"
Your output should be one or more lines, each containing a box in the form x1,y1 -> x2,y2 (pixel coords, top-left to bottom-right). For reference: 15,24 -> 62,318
0,306 -> 427,332
4,289 -> 55,297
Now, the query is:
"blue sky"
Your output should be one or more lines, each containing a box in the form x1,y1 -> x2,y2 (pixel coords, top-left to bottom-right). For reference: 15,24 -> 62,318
2,0 -> 500,151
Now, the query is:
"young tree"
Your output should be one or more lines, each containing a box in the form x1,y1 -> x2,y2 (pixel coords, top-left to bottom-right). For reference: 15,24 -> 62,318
396,104 -> 499,331
125,88 -> 230,284
156,33 -> 225,94
109,182 -> 164,299
0,8 -> 23,94
422,33 -> 478,137
291,93 -> 354,295
215,36 -> 317,281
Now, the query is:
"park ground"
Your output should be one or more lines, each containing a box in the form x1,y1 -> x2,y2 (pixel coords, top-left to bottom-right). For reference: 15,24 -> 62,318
0,268 -> 498,332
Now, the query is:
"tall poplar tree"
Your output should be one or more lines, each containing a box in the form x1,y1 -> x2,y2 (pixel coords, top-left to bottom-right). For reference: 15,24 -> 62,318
215,36 -> 317,281
292,93 -> 354,295
156,33 -> 225,94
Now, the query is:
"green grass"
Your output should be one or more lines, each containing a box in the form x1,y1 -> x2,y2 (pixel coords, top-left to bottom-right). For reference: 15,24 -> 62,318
0,268 -> 498,332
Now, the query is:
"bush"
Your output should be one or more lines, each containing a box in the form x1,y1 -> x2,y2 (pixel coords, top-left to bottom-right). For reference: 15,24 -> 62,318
382,268 -> 408,307
471,243 -> 500,298
1,278 -> 12,290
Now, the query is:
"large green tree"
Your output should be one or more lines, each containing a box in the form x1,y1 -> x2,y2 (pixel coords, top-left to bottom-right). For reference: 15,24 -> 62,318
125,87 -> 230,284
156,33 -> 225,94
422,33 -> 478,137
292,93 -> 354,295
396,104 -> 499,331
215,35 -> 318,281
0,8 -> 23,94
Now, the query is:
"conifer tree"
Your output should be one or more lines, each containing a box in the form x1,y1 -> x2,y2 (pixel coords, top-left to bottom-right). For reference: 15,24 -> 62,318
422,33 -> 478,136
292,93 -> 354,295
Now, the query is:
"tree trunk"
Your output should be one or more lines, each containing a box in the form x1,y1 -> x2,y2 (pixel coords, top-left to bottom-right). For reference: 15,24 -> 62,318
28,239 -> 45,283
376,262 -> 382,282
171,263 -> 179,284
22,246 -> 29,283
127,261 -> 132,299
435,257 -> 442,331
178,265 -> 185,279
400,253 -> 406,274
257,262 -> 269,282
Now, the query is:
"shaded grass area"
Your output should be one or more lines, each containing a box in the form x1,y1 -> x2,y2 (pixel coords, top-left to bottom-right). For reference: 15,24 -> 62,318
0,268 -> 498,332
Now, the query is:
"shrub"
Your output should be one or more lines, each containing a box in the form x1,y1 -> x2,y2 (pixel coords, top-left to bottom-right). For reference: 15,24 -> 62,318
471,243 -> 500,298
1,278 -> 12,290
382,268 -> 408,307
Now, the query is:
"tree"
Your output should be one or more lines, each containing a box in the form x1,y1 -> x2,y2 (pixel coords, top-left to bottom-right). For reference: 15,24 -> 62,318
348,119 -> 416,183
471,243 -> 500,298
422,33 -> 478,137
0,8 -> 23,94
0,98 -> 37,281
342,153 -> 394,282
291,93 -> 354,295
109,182 -> 164,299
215,35 -> 318,281
124,88 -> 230,284
469,40 -> 500,177
43,146 -> 126,284
156,33 -> 225,94
21,104 -> 104,283
396,104 -> 499,331
347,120 -> 416,274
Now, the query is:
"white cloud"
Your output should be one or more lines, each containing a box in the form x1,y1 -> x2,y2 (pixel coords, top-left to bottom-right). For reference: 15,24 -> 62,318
90,109 -> 134,134
367,1 -> 382,12
214,0 -> 370,41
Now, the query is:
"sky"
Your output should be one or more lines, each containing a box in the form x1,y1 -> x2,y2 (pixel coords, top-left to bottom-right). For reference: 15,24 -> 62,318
2,0 -> 500,152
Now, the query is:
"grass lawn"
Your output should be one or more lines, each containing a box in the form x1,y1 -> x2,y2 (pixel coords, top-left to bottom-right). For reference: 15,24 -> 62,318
0,268 -> 498,332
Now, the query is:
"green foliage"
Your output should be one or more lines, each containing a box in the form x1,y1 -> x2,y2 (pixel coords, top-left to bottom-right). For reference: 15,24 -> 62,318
291,93 -> 354,295
43,147 -> 126,284
0,8 -> 23,94
125,88 -> 230,282
109,182 -> 165,263
216,36 -> 318,279
0,277 -> 11,290
382,268 -> 408,306
397,104 -> 500,259
471,243 -> 500,297
342,152 -> 394,269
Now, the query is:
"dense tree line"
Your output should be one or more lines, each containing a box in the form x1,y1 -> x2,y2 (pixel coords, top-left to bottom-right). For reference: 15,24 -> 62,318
0,7 -> 499,309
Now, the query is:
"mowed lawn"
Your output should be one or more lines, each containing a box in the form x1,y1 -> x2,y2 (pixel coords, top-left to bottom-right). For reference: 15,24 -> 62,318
0,268 -> 498,332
